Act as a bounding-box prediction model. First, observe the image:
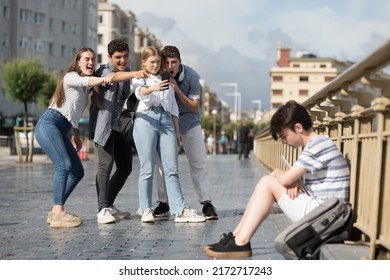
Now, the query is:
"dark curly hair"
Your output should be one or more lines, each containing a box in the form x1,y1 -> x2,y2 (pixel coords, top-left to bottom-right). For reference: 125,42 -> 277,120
270,100 -> 312,140
107,39 -> 129,56
161,45 -> 181,60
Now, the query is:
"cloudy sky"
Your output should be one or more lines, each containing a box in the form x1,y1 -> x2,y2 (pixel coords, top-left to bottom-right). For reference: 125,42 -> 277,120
110,0 -> 390,110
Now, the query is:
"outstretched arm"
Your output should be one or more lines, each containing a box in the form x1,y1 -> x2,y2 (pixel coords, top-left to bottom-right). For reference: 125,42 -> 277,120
110,70 -> 147,82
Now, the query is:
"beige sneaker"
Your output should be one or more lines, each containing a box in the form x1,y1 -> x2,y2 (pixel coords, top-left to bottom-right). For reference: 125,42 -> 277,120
175,207 -> 206,223
47,211 -> 53,224
50,212 -> 83,228
97,208 -> 116,224
141,208 -> 155,223
47,211 -> 79,224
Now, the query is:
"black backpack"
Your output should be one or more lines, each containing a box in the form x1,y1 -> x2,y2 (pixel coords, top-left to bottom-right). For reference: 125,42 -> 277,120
118,93 -> 139,149
274,197 -> 353,260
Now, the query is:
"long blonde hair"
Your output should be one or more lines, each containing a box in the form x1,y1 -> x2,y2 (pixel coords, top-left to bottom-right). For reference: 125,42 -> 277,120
50,48 -> 95,107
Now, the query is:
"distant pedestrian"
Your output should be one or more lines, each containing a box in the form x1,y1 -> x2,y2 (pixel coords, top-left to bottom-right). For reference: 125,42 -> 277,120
238,121 -> 250,159
35,48 -> 114,228
219,131 -> 228,154
206,133 -> 215,154
247,128 -> 254,157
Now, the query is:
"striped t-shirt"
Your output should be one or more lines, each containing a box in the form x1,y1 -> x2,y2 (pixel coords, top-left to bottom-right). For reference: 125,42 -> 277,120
296,135 -> 350,203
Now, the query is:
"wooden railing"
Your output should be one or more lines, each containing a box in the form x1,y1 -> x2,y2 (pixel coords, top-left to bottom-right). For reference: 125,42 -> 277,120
254,39 -> 390,259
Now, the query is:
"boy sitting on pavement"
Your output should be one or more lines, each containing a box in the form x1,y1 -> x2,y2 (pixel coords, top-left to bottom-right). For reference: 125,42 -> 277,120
204,100 -> 350,258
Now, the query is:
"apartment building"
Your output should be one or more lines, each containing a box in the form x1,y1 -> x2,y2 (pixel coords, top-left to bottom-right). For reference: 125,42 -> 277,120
0,0 -> 99,128
269,44 -> 351,112
97,0 -> 162,71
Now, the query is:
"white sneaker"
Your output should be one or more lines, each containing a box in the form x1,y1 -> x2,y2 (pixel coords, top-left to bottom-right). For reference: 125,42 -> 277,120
175,207 -> 206,223
109,206 -> 130,219
141,208 -> 155,223
97,208 -> 116,224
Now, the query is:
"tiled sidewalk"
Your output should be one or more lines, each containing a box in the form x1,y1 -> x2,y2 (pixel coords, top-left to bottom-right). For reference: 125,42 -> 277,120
0,153 -> 291,260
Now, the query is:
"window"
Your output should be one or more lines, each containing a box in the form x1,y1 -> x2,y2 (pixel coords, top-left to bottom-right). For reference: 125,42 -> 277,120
20,9 -> 32,22
62,21 -> 66,33
272,103 -> 283,109
2,33 -> 9,47
72,23 -> 77,35
325,76 -> 334,82
19,36 -> 30,48
3,6 -> 10,18
48,42 -> 53,55
320,64 -> 326,68
299,89 -> 309,96
98,34 -> 103,44
273,76 -> 283,82
49,18 -> 54,29
34,13 -> 45,24
99,15 -> 103,23
299,76 -> 309,82
292,64 -> 300,68
122,21 -> 128,30
272,89 -> 283,96
34,40 -> 45,52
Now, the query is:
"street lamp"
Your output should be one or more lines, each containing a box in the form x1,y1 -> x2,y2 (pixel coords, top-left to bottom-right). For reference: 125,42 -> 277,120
251,99 -> 262,122
226,92 -> 241,122
212,109 -> 217,155
221,83 -> 241,122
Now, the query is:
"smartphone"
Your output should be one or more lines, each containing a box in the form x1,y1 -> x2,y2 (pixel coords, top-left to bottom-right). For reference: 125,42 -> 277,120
161,72 -> 170,81
161,72 -> 170,90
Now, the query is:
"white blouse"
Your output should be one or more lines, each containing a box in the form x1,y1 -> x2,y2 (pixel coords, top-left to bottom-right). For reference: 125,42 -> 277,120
132,74 -> 179,117
50,71 -> 90,128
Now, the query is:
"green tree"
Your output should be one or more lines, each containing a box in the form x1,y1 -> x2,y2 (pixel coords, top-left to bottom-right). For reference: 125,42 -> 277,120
2,57 -> 48,125
38,70 -> 59,108
1,57 -> 49,162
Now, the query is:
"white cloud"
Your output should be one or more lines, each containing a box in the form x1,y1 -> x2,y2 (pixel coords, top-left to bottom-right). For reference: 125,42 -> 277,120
110,0 -> 390,110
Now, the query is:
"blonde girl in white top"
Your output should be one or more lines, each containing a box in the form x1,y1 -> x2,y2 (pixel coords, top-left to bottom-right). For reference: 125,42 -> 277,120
132,46 -> 205,223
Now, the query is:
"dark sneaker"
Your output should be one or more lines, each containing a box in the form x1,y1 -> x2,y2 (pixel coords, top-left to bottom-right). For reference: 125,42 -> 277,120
205,232 -> 234,249
202,202 -> 218,220
204,237 -> 252,258
109,206 -> 130,219
153,202 -> 170,217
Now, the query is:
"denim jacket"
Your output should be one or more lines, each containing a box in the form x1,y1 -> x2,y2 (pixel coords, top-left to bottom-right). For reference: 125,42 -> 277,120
90,63 -> 131,146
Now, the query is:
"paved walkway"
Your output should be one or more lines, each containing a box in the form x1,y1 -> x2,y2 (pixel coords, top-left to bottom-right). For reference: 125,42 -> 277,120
0,153 -> 291,260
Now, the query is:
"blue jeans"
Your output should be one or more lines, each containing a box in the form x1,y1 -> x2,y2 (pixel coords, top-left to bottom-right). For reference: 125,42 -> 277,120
35,108 -> 84,205
133,106 -> 185,215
